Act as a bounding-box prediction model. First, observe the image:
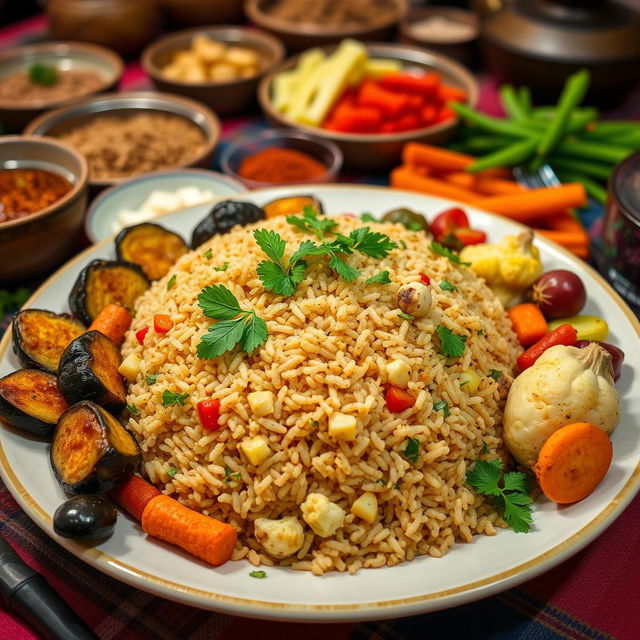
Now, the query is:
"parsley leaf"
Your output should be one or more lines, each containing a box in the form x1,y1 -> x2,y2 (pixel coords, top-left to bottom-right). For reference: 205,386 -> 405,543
490,369 -> 503,380
198,284 -> 242,320
439,280 -> 457,292
348,227 -> 396,258
436,326 -> 467,358
249,570 -> 267,579
224,466 -> 241,483
466,459 -> 533,533
477,329 -> 485,337
403,437 -> 420,464
398,311 -> 414,321
162,390 -> 189,407
287,206 -> 337,239
433,399 -> 450,418
328,255 -> 360,282
366,270 -> 391,285
146,374 -> 158,385
481,441 -> 490,454
240,313 -> 268,355
254,228 -> 286,262
167,274 -> 176,291
213,262 -> 229,272
203,248 -> 213,260
198,319 -> 246,358
126,404 -> 139,415
398,240 -> 407,250
167,466 -> 177,477
361,212 -> 376,222
257,260 -> 296,297
28,62 -> 58,86
430,242 -> 471,266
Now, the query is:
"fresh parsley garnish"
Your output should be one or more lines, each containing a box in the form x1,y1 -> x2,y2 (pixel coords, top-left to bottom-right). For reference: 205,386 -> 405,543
167,466 -> 177,477
146,374 -> 158,385
126,404 -> 139,415
430,242 -> 471,266
398,311 -> 414,321
439,280 -> 457,292
466,459 -> 533,533
366,270 -> 391,285
28,62 -> 58,86
287,206 -> 337,240
361,212 -> 376,222
332,226 -> 397,259
309,419 -> 319,428
224,466 -> 241,483
477,329 -> 485,337
436,326 -> 466,358
213,262 -> 229,272
162,390 -> 189,407
167,274 -> 177,291
203,248 -> 213,260
398,240 -> 407,250
433,399 -> 450,418
490,369 -> 504,380
249,570 -> 267,579
403,437 -> 420,464
481,441 -> 490,454
197,284 -> 268,358
376,478 -> 387,486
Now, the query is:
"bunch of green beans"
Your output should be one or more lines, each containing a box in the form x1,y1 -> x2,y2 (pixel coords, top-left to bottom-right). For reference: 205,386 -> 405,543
447,70 -> 640,204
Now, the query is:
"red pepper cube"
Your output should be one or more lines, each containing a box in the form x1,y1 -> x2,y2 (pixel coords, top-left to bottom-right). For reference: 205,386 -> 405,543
385,385 -> 415,413
454,228 -> 487,246
197,399 -> 221,431
419,272 -> 431,285
135,326 -> 149,345
153,314 -> 173,334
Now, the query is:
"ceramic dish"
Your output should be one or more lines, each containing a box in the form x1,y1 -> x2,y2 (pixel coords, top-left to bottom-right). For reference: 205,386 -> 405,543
0,185 -> 638,622
85,168 -> 247,243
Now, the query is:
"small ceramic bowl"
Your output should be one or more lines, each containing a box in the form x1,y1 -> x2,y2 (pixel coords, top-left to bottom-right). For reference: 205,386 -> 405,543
0,136 -> 88,284
220,130 -> 343,189
258,43 -> 478,170
85,168 -> 247,242
142,26 -> 285,116
0,42 -> 123,132
24,91 -> 220,192
245,0 -> 408,52
158,0 -> 245,27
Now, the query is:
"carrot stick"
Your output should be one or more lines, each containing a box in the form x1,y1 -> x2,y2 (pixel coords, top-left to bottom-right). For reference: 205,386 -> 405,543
88,304 -> 132,346
141,495 -> 237,567
470,183 -> 587,223
545,213 -> 589,237
535,229 -> 589,247
507,303 -> 548,347
533,422 -> 613,504
438,171 -> 525,196
110,474 -> 161,522
402,142 -> 510,178
390,166 -> 480,203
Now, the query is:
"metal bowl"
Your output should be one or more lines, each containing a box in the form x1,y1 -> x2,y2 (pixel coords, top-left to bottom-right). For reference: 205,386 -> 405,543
0,136 -> 88,283
142,27 -> 285,116
24,91 -> 221,192
258,43 -> 478,170
0,41 -> 123,133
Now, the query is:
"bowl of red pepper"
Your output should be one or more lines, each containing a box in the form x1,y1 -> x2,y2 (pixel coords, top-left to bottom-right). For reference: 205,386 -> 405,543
258,41 -> 478,170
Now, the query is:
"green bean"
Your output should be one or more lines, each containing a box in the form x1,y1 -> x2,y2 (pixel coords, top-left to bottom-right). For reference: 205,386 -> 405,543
518,87 -> 532,118
549,156 -> 613,180
499,84 -> 528,121
449,102 -> 538,138
537,69 -> 591,157
451,135 -> 513,154
555,139 -> 632,165
555,170 -> 608,205
580,129 -> 640,147
467,137 -> 539,173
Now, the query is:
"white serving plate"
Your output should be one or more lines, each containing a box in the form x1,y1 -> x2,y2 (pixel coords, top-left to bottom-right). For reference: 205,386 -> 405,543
1,185 -> 638,622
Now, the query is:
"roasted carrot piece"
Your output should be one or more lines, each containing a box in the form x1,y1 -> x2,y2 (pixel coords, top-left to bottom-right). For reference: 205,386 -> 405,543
534,422 -> 613,504
390,166 -> 479,203
438,171 -> 525,196
88,304 -> 132,346
507,303 -> 548,347
141,495 -> 237,567
110,474 -> 161,522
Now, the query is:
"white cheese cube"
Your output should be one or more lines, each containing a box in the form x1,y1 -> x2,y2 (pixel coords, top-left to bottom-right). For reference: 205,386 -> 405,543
240,436 -> 271,466
118,353 -> 141,383
328,412 -> 357,441
350,492 -> 378,524
247,390 -> 275,417
386,359 -> 411,387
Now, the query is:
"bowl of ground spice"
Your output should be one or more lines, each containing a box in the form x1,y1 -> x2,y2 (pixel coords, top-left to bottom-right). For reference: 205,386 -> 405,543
24,92 -> 220,192
245,0 -> 407,52
0,42 -> 123,132
220,130 -> 343,189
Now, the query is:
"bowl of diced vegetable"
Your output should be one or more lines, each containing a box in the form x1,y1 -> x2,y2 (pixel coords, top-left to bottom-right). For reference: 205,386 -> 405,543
258,40 -> 478,170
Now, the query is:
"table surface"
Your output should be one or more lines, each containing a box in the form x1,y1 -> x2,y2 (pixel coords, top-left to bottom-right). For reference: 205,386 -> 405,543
1,14 -> 639,640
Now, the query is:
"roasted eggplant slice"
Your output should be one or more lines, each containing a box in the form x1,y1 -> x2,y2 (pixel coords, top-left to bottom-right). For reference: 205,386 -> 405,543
263,195 -> 324,219
53,495 -> 117,540
0,369 -> 68,437
12,309 -> 85,373
69,259 -> 150,325
115,223 -> 188,280
191,200 -> 265,248
51,400 -> 141,494
58,330 -> 126,411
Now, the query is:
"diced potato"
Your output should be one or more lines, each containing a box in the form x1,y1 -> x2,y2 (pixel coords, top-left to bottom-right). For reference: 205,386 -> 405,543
192,35 -> 225,63
300,493 -> 345,537
460,369 -> 482,394
172,51 -> 200,68
241,66 -> 258,78
118,353 -> 141,383
162,64 -> 185,81
208,62 -> 237,83
224,46 -> 259,68
386,359 -> 411,388
351,492 -> 378,524
247,390 -> 275,417
240,435 -> 271,466
182,64 -> 208,83
328,412 -> 356,441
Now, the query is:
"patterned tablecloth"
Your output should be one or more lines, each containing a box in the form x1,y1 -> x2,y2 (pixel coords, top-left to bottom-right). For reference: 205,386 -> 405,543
1,15 -> 639,640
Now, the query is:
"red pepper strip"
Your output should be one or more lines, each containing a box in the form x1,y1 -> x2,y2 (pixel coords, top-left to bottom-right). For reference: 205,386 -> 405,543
453,228 -> 487,246
385,386 -> 415,413
330,105 -> 383,133
419,272 -> 431,285
389,114 -> 421,132
438,85 -> 467,103
517,324 -> 578,370
135,326 -> 149,345
421,104 -> 437,126
435,105 -> 456,123
379,72 -> 440,95
153,313 -> 173,333
197,399 -> 221,432
357,79 -> 410,118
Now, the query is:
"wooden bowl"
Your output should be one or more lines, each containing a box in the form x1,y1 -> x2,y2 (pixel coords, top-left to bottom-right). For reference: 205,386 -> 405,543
24,92 -> 220,192
158,0 -> 245,27
142,27 -> 285,116
0,136 -> 88,284
0,42 -> 123,133
258,43 -> 478,171
245,0 -> 407,52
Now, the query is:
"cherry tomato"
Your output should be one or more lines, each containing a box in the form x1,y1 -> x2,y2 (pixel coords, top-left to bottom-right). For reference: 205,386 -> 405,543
385,386 -> 415,412
430,208 -> 469,240
453,228 -> 486,246
197,399 -> 221,431
153,314 -> 173,333
575,341 -> 624,381
530,270 -> 586,319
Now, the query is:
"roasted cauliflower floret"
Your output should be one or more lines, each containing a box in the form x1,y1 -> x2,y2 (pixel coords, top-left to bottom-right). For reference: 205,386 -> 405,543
300,493 -> 345,537
254,516 -> 304,559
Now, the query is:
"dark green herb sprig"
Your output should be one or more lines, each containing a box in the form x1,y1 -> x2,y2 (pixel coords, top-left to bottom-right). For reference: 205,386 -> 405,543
366,270 -> 391,285
167,274 -> 177,291
287,206 -> 337,239
213,262 -> 229,272
440,280 -> 457,292
126,404 -> 139,415
430,242 -> 471,266
224,465 -> 241,483
167,466 -> 178,478
436,326 -> 467,358
249,570 -> 267,579
490,369 -> 504,380
146,374 -> 158,385
28,62 -> 58,86
403,437 -> 420,464
162,390 -> 189,407
433,399 -> 450,418
466,458 -> 533,533
197,284 -> 267,358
